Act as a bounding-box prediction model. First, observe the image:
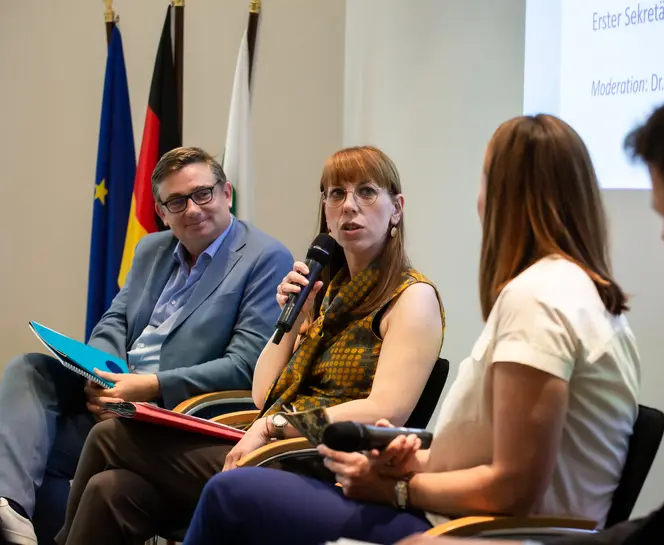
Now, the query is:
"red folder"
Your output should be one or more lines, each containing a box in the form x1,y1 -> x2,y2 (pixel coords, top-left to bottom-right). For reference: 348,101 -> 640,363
103,401 -> 246,442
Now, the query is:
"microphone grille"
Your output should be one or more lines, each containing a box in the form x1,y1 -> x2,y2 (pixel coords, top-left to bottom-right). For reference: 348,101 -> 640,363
306,233 -> 336,265
322,421 -> 363,452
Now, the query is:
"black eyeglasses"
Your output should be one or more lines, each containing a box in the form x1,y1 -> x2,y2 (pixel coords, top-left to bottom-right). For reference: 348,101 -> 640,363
160,182 -> 220,214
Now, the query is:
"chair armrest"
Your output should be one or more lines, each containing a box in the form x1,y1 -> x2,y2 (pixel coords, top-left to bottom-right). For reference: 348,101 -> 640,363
172,390 -> 255,415
212,410 -> 260,428
426,515 -> 597,537
237,438 -> 316,468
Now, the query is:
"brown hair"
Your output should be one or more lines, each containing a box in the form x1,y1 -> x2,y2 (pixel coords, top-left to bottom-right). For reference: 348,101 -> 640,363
479,114 -> 627,320
624,103 -> 664,175
310,145 -> 411,321
151,147 -> 227,201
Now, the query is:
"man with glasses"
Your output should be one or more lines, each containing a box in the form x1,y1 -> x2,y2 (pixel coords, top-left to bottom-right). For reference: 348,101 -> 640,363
0,147 -> 293,544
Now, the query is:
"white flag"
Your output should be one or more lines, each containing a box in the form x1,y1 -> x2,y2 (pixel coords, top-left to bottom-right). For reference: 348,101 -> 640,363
223,29 -> 253,221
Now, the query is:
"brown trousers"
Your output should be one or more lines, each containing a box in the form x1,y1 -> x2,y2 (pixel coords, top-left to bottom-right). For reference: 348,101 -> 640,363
54,418 -> 233,545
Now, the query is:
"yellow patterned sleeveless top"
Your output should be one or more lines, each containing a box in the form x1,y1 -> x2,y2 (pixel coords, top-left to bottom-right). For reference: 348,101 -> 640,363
260,264 -> 445,417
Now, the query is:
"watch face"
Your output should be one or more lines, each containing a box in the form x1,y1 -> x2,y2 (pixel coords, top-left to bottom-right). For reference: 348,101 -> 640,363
273,414 -> 288,427
396,481 -> 408,508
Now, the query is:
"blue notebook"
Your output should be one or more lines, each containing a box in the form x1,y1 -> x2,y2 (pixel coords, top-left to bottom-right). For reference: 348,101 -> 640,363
29,321 -> 129,388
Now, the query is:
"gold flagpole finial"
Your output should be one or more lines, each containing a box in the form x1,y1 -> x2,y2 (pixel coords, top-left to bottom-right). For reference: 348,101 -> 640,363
250,0 -> 261,14
172,0 -> 185,7
104,0 -> 114,23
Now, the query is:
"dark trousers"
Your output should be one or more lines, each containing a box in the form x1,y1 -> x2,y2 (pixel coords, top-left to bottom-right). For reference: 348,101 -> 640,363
183,467 -> 432,545
55,418 -> 232,545
0,353 -> 95,544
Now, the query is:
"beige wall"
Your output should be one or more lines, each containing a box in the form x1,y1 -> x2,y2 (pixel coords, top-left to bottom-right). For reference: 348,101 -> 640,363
0,0 -> 345,364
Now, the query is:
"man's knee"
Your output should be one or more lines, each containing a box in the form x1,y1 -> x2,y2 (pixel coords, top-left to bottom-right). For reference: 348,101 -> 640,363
84,469 -> 163,526
84,471 -> 126,506
2,353 -> 53,384
84,419 -> 120,453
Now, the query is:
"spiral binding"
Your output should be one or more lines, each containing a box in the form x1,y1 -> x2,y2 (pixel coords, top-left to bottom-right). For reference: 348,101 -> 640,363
59,360 -> 112,388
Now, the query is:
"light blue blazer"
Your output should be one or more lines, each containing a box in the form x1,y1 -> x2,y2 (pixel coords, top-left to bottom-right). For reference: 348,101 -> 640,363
87,220 -> 294,409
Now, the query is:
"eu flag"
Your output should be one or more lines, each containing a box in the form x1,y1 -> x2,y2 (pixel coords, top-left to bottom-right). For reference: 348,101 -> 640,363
85,27 -> 136,341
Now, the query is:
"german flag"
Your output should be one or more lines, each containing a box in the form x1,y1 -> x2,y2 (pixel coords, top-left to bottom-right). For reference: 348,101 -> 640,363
118,6 -> 180,286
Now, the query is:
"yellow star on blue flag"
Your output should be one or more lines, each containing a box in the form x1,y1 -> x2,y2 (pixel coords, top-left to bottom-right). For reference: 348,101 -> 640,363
95,179 -> 109,205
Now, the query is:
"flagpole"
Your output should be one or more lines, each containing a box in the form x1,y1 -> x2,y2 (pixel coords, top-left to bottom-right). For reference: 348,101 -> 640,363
172,0 -> 185,139
104,0 -> 115,47
225,0 -> 261,220
247,0 -> 262,90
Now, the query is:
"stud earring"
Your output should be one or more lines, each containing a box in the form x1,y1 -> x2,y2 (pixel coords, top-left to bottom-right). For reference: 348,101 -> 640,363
390,226 -> 397,238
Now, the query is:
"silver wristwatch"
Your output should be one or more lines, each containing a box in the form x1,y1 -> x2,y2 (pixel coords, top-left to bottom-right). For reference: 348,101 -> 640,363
271,413 -> 288,440
394,475 -> 414,509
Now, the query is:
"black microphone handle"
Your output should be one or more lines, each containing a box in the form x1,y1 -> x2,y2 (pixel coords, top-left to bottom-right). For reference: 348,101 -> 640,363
360,425 -> 434,451
273,258 -> 324,342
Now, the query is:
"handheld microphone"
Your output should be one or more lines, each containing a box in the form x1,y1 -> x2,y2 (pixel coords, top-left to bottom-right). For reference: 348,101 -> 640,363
272,233 -> 336,345
321,421 -> 434,452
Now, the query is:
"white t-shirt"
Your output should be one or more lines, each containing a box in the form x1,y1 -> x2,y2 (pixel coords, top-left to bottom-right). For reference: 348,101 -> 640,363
426,256 -> 640,528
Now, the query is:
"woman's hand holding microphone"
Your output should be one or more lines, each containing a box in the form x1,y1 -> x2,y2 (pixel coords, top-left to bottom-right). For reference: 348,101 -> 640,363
276,261 -> 324,330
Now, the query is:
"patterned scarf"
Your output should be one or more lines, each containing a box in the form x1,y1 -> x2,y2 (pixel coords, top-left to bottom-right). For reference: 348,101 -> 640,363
260,262 -> 380,417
